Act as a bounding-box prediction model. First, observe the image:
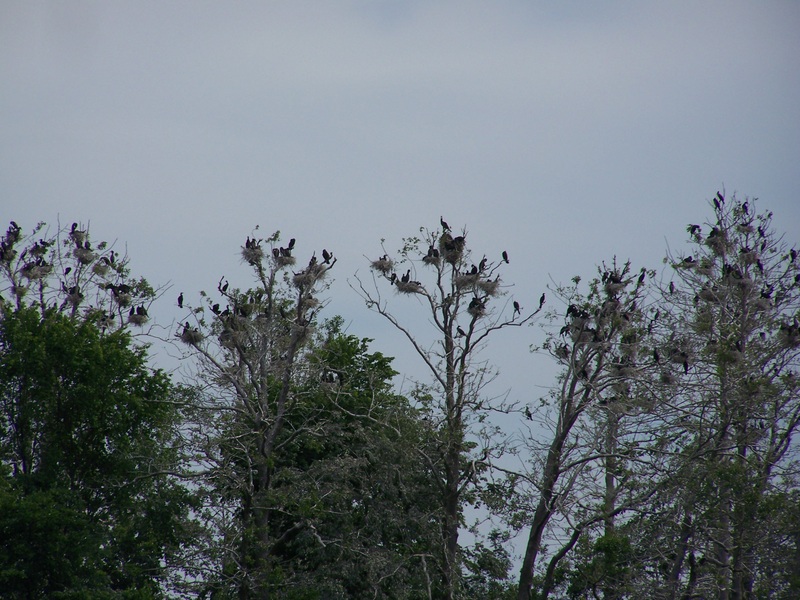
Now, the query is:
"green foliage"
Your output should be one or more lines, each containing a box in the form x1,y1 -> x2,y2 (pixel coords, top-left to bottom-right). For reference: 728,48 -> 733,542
0,305 -> 194,598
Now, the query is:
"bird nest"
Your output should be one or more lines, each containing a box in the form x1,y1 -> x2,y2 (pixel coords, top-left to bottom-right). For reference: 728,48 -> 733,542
422,254 -> 441,266
467,302 -> 486,318
273,254 -> 296,268
477,278 -> 501,296
113,292 -> 132,307
92,263 -> 110,277
21,263 -> 52,280
371,257 -> 394,274
395,281 -> 423,295
706,232 -> 729,256
180,326 -> 204,345
128,313 -> 148,326
241,246 -> 265,266
455,273 -> 479,289
73,247 -> 96,265
293,264 -> 328,288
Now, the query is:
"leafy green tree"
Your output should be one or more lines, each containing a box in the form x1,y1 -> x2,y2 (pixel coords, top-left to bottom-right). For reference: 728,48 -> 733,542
181,233 -> 441,598
0,220 -> 196,598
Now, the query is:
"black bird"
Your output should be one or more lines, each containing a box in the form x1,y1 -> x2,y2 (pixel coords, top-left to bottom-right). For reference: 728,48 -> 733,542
136,305 -> 148,316
513,300 -> 521,315
440,216 -> 450,231
177,292 -> 184,308
669,281 -> 675,294
456,326 -> 467,337
222,281 -> 229,293
109,250 -> 115,264
64,267 -> 72,276
288,238 -> 296,250
524,407 -> 533,420
742,201 -> 749,215
212,303 -> 221,315
539,293 -> 546,309
322,249 -> 332,264
479,256 -> 487,271
502,250 -> 509,264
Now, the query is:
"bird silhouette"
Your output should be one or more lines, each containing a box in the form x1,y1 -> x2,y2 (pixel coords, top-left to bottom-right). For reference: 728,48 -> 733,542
513,301 -> 521,315
322,249 -> 332,264
502,250 -> 509,264
440,216 -> 450,231
457,326 -> 467,337
539,293 -> 546,309
177,293 -> 184,308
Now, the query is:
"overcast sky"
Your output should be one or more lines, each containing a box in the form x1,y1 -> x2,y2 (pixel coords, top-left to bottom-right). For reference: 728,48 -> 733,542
2,1 -> 800,391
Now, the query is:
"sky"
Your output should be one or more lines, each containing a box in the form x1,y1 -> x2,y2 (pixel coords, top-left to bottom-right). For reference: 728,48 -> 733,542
2,1 -> 800,394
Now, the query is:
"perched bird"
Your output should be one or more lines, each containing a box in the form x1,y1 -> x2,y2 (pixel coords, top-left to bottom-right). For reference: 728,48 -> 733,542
288,238 -> 296,250
539,293 -> 546,309
502,250 -> 509,264
322,249 -> 332,264
456,326 -> 467,337
513,300 -> 521,315
669,281 -> 676,294
440,216 -> 450,231
524,407 -> 533,420
177,292 -> 184,308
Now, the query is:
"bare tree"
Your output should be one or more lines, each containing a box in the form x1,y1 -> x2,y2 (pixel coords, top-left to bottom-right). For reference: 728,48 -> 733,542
353,221 -> 541,599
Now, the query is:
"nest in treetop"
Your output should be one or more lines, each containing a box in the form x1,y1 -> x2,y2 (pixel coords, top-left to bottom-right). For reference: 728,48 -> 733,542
73,247 -> 95,265
180,325 -> 203,346
467,298 -> 486,318
439,233 -> 466,265
21,262 -> 52,280
113,292 -> 132,307
274,254 -> 296,268
706,230 -> 729,255
293,264 -> 328,288
422,254 -> 440,266
128,313 -> 148,326
371,256 -> 394,274
241,246 -> 264,266
395,280 -> 423,295
92,262 -> 110,277
477,277 -> 500,296
455,273 -> 479,289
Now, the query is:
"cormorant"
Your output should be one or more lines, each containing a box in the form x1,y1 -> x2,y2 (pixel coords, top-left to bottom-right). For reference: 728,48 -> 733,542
502,250 -> 509,264
513,300 -> 521,315
440,216 -> 450,231
177,292 -> 184,308
539,293 -> 546,309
